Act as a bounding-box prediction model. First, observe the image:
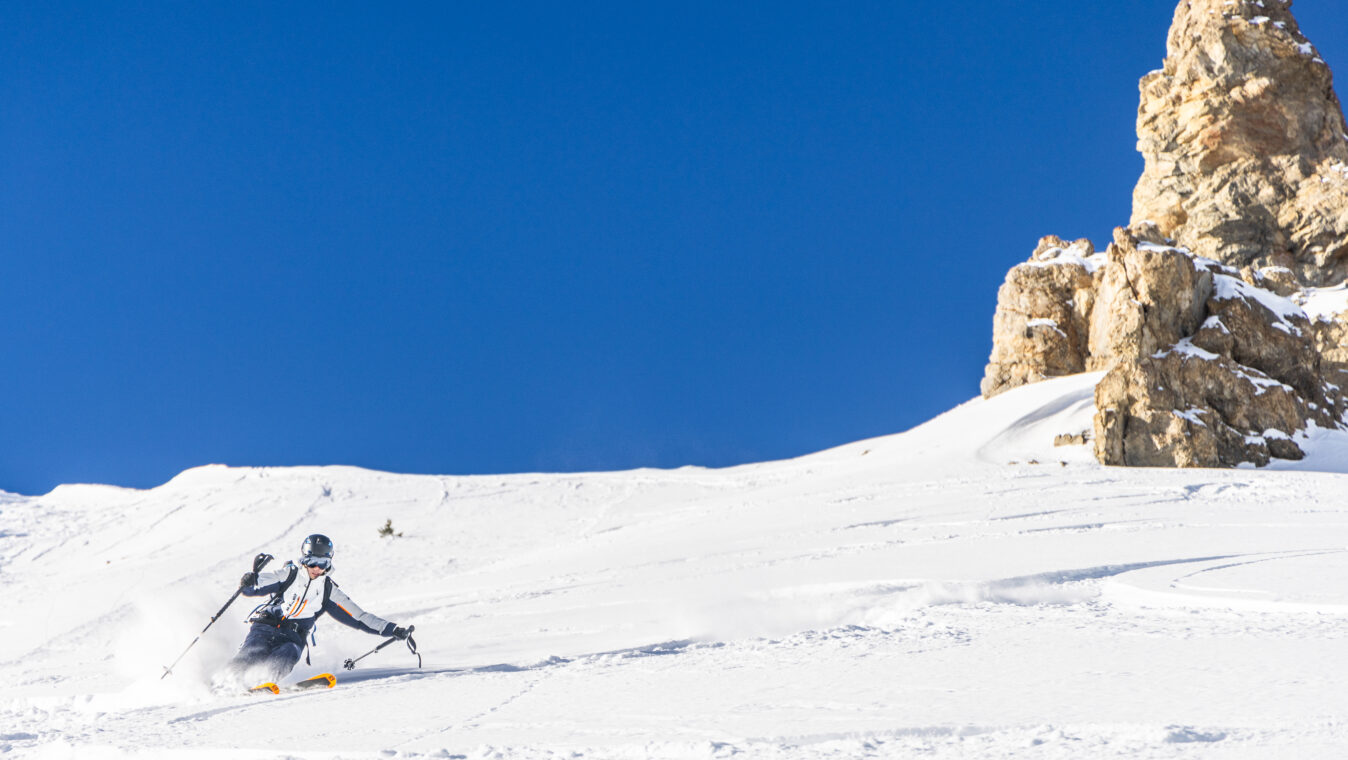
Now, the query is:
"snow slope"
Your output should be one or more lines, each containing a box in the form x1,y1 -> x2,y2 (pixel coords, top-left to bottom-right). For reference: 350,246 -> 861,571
3,372 -> 1348,758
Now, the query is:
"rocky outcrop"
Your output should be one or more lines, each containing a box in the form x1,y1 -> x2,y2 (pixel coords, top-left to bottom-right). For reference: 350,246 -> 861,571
981,237 -> 1102,397
981,0 -> 1348,468
1093,237 -> 1342,467
1087,224 -> 1214,368
1132,0 -> 1348,286
1093,347 -> 1314,467
984,224 -> 1215,398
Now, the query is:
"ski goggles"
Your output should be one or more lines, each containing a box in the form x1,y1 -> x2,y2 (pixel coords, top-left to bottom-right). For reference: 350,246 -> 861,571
300,555 -> 332,571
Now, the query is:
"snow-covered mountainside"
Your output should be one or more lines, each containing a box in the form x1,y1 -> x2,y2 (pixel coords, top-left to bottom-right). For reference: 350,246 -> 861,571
4,373 -> 1348,758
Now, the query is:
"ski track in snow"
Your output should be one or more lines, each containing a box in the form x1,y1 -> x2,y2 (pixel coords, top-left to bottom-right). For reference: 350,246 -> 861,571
3,374 -> 1348,758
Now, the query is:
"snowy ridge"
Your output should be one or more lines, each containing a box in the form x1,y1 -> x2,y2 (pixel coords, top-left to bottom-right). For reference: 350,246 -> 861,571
4,374 -> 1348,758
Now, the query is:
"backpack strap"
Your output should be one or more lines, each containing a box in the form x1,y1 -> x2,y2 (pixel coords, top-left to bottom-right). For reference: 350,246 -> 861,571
268,563 -> 299,605
246,562 -> 300,623
304,576 -> 337,664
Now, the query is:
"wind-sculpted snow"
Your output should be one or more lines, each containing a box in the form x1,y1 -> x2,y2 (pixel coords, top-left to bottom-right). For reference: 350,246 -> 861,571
3,373 -> 1348,757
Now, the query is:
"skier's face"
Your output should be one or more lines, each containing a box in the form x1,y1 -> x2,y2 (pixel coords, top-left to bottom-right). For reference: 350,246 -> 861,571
305,564 -> 326,580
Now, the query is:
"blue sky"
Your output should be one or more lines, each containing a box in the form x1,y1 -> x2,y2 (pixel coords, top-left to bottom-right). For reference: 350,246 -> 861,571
3,2 -> 1346,494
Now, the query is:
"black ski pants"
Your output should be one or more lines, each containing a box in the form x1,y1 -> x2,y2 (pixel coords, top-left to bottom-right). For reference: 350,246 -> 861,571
226,621 -> 305,682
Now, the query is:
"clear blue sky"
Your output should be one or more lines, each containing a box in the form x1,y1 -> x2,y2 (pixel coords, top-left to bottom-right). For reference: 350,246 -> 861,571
3,2 -> 1346,494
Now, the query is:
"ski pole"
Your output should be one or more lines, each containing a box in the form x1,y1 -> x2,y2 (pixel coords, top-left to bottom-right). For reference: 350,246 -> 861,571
343,624 -> 418,670
161,553 -> 273,679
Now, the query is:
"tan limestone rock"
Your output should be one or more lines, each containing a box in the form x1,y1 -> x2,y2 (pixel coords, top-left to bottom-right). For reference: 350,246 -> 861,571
1093,347 -> 1311,468
1192,272 -> 1329,411
1242,265 -> 1301,296
1086,225 -> 1213,368
981,237 -> 1102,397
1131,0 -> 1348,286
1090,240 -> 1334,466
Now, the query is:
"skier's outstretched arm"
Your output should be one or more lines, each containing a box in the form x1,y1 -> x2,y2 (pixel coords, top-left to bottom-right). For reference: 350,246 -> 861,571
240,564 -> 296,598
323,581 -> 400,636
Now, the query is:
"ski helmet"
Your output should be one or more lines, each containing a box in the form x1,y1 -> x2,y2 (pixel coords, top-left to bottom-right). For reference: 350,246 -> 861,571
301,534 -> 334,567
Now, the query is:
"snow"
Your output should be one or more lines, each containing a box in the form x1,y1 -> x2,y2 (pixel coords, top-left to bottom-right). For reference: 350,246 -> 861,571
1024,318 -> 1066,338
1175,407 -> 1209,426
1211,273 -> 1306,334
5,373 -> 1348,758
1027,241 -> 1107,274
1157,336 -> 1219,361
1234,366 -> 1292,396
1297,281 -> 1348,322
1200,314 -> 1231,334
1134,241 -> 1187,256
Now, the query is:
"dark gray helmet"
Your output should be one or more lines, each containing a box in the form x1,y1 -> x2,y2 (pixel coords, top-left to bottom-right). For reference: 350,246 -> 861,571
301,534 -> 334,570
301,534 -> 334,558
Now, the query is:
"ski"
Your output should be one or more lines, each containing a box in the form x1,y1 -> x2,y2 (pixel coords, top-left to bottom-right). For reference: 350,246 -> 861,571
295,672 -> 337,690
248,673 -> 336,694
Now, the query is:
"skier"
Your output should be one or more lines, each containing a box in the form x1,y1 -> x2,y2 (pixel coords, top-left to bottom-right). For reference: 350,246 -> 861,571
221,533 -> 409,686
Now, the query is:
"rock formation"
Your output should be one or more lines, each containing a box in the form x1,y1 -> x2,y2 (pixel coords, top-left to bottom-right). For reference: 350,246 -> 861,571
1133,0 -> 1348,285
983,0 -> 1348,468
980,237 -> 1102,396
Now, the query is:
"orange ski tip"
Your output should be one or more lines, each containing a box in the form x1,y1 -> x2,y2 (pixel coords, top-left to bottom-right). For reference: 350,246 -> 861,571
250,682 -> 280,694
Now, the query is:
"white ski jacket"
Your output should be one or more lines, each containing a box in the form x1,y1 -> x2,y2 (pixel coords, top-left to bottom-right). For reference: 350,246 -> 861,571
240,560 -> 396,643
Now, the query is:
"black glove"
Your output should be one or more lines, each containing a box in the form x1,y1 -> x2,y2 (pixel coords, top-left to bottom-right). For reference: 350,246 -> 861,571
391,626 -> 410,640
239,571 -> 258,588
